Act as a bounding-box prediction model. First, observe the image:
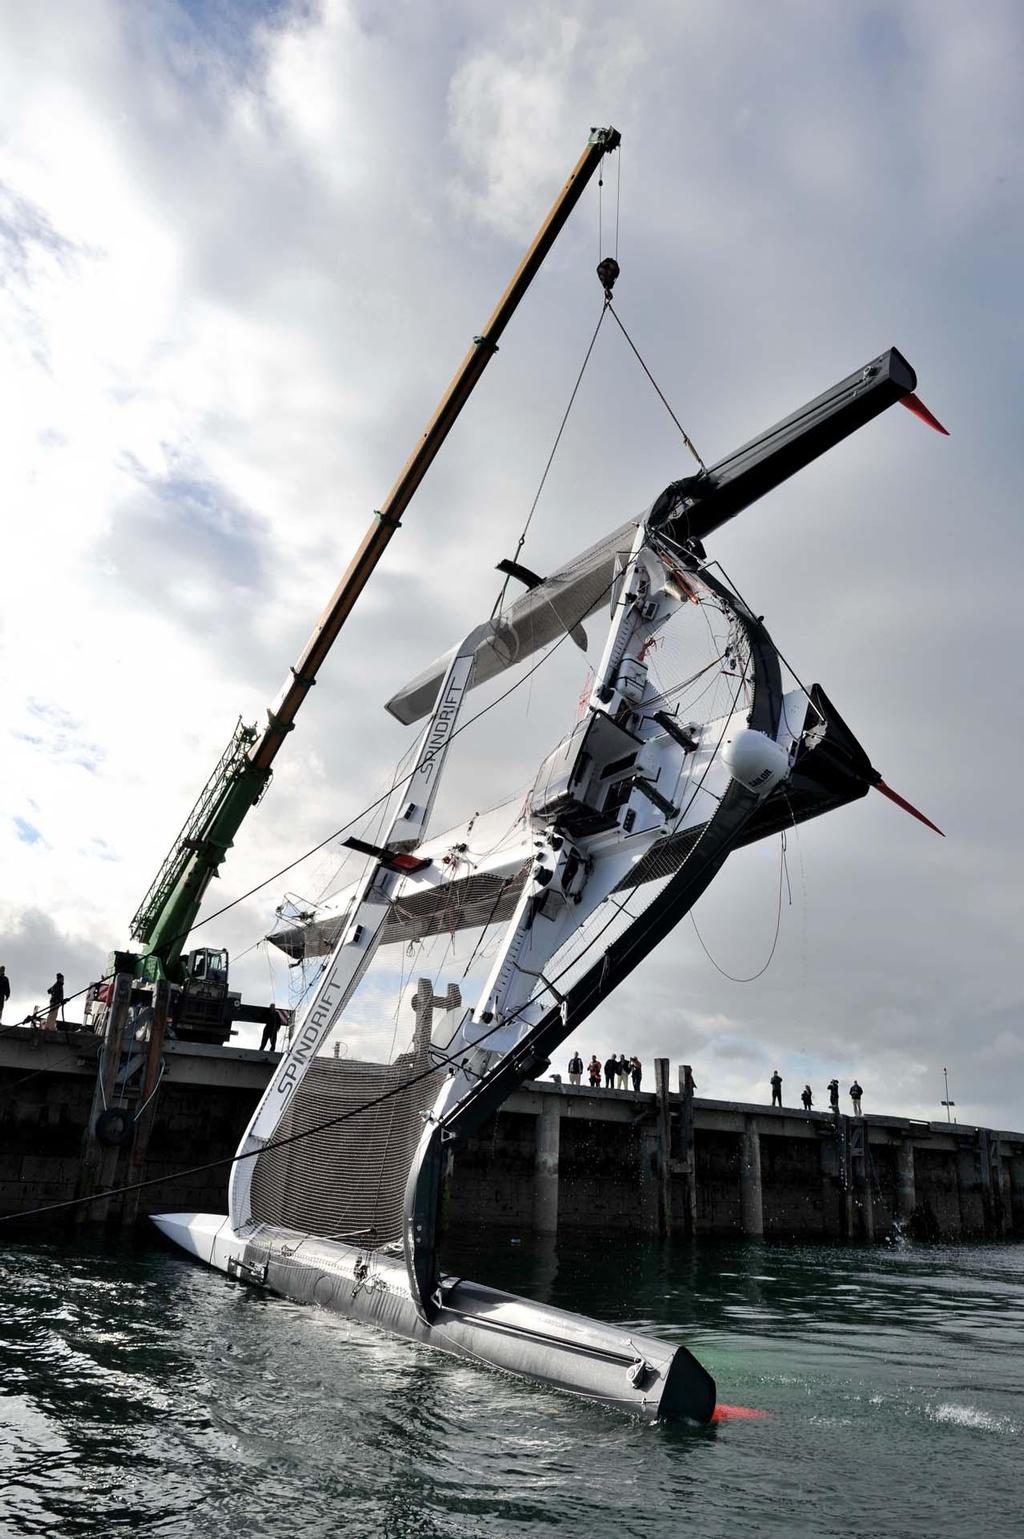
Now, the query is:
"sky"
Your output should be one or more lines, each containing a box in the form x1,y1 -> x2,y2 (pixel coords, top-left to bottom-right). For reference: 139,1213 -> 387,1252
1,0 -> 1022,1129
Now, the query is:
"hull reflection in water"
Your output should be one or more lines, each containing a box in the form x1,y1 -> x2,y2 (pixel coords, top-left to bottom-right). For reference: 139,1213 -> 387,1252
151,1213 -> 716,1423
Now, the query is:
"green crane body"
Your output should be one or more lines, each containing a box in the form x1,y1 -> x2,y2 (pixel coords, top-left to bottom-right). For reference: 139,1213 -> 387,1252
129,719 -> 269,984
122,127 -> 621,994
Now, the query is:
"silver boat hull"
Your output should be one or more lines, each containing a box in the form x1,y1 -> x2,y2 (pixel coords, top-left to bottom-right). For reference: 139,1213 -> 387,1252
152,1212 -> 716,1422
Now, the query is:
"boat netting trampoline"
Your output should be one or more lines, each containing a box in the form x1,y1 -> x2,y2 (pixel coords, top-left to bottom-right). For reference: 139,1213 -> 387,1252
249,1040 -> 444,1245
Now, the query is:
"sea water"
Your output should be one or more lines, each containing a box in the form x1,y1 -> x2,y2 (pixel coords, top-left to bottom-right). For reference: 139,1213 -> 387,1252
0,1231 -> 1021,1538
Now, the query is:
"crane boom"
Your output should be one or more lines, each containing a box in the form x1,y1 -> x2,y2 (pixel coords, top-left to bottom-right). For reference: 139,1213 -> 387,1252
131,126 -> 621,987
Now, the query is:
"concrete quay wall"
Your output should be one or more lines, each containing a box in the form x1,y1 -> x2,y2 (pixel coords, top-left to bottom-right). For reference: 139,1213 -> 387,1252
0,1029 -> 1021,1243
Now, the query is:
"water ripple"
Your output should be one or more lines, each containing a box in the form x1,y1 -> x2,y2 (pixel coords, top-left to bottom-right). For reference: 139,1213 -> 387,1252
1,1236 -> 1023,1537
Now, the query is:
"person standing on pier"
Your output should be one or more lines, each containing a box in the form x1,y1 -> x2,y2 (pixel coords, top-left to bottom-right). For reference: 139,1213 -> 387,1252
603,1053 -> 617,1089
770,1069 -> 783,1108
801,1085 -> 813,1111
588,1054 -> 602,1088
0,965 -> 9,1021
849,1080 -> 863,1116
259,1009 -> 280,1053
44,973 -> 64,1031
828,1078 -> 840,1116
567,1052 -> 583,1086
617,1053 -> 631,1090
630,1055 -> 642,1093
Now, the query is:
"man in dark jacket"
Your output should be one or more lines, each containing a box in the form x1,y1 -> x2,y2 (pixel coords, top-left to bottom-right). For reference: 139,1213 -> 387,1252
259,1009 -> 280,1053
603,1054 -> 617,1089
630,1055 -> 642,1093
828,1077 -> 840,1112
770,1069 -> 783,1108
567,1052 -> 584,1086
45,973 -> 64,1031
0,965 -> 9,1021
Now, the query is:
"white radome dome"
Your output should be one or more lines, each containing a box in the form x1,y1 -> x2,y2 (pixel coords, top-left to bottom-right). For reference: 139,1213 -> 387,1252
721,728 -> 790,794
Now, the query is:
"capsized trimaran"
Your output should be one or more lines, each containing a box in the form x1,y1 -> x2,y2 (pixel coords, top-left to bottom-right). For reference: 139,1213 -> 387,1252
153,129 -> 945,1421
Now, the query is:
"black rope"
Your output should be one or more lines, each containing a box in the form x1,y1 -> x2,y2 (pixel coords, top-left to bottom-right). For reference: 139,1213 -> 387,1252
607,302 -> 706,472
492,302 -> 608,619
704,557 -> 826,727
688,830 -> 789,983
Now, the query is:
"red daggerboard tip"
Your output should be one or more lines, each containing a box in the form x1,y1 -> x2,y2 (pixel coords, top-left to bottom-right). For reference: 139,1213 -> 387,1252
900,392 -> 950,435
873,779 -> 945,837
711,1403 -> 770,1422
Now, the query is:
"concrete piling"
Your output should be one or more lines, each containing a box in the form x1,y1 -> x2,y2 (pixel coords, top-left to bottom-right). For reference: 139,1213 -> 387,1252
677,1064 -> 697,1239
739,1117 -> 763,1237
654,1058 -> 673,1238
896,1139 -> 916,1226
534,1094 -> 560,1234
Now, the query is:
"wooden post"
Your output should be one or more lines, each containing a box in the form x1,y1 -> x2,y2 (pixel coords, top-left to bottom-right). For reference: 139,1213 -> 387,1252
121,979 -> 170,1227
655,1058 -> 673,1238
76,971 -> 133,1224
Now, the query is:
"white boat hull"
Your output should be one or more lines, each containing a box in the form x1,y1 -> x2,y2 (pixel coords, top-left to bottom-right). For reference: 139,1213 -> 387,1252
152,1212 -> 716,1422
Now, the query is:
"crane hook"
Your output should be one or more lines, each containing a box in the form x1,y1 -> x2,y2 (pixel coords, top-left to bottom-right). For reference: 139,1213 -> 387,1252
596,256 -> 620,301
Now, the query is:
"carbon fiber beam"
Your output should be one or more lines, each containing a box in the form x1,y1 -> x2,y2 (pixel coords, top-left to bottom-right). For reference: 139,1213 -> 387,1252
654,346 -> 917,546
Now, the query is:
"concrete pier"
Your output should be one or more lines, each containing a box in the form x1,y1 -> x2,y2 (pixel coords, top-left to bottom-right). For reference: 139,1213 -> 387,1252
1,1028 -> 1023,1244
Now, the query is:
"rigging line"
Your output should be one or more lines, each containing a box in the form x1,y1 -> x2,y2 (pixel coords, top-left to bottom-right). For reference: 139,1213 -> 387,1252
704,558 -> 826,725
606,302 -> 706,472
461,873 -> 517,980
491,302 -> 609,620
688,831 -> 788,984
263,940 -> 275,1006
